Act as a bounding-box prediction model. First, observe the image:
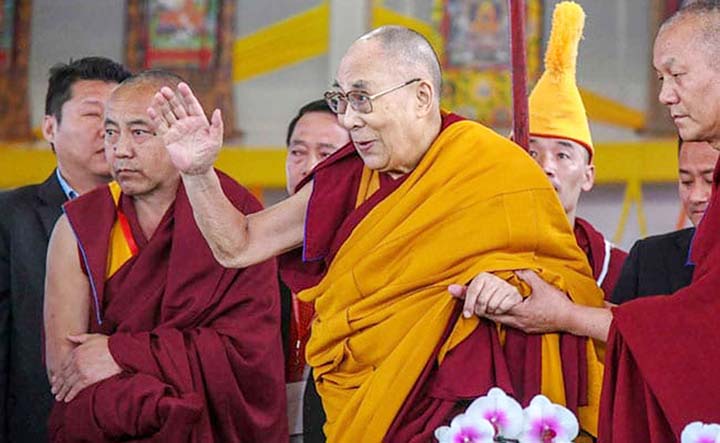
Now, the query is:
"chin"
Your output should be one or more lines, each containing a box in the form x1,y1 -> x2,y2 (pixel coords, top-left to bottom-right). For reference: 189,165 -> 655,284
358,155 -> 385,171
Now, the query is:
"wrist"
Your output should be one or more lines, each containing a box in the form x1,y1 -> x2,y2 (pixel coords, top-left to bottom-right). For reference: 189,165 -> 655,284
557,299 -> 582,335
181,168 -> 218,189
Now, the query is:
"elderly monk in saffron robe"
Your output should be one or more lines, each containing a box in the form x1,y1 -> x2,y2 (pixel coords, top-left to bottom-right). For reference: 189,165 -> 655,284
43,71 -> 287,442
151,26 -> 605,442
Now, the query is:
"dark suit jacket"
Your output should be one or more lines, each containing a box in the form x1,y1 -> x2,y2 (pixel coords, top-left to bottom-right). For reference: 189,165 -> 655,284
611,227 -> 695,304
279,279 -> 326,442
0,172 -> 66,443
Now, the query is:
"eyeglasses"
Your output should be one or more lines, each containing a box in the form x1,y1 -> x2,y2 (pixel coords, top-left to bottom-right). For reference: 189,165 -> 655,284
324,78 -> 421,115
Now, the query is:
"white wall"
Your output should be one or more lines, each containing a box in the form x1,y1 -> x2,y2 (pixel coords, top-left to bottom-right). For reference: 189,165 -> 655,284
29,0 -> 125,126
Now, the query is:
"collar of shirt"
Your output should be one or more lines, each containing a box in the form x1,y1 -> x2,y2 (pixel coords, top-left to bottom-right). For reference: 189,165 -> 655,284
55,169 -> 79,200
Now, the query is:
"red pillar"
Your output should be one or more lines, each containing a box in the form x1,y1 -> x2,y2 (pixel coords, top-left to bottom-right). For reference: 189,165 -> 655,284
508,0 -> 529,151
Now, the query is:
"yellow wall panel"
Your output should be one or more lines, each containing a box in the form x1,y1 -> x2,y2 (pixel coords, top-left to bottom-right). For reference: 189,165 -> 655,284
233,3 -> 329,82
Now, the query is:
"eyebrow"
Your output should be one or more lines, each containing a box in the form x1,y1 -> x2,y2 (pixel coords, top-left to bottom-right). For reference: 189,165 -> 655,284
679,168 -> 716,174
290,139 -> 338,150
104,117 -> 152,127
330,79 -> 370,91
557,140 -> 575,148
351,80 -> 370,90
80,99 -> 105,106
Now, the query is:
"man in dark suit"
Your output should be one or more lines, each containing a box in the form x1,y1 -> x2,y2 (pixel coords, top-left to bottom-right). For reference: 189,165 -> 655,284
612,138 -> 719,303
0,57 -> 130,442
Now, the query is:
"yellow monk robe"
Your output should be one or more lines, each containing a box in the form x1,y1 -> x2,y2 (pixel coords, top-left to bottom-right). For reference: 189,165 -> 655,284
297,117 -> 605,442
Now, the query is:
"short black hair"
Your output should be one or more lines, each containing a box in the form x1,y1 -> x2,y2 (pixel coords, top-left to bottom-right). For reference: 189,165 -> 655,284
286,99 -> 335,146
45,57 -> 131,123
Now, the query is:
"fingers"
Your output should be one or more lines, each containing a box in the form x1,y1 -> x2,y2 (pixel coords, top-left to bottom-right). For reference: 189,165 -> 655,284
178,82 -> 207,118
485,313 -> 522,330
56,373 -> 77,402
165,87 -> 189,120
447,284 -> 467,299
209,108 -> 224,143
149,85 -> 206,132
463,276 -> 489,318
148,105 -> 169,135
156,87 -> 179,125
491,290 -> 523,315
150,91 -> 174,133
64,379 -> 88,403
515,269 -> 545,289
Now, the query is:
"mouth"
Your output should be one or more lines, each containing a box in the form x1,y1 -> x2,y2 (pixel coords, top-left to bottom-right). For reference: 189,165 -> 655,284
672,114 -> 688,123
114,168 -> 139,176
353,139 -> 375,153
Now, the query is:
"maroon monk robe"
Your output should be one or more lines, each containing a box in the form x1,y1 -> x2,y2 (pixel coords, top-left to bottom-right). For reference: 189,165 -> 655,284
574,217 -> 628,301
281,113 -> 591,442
598,158 -> 720,442
48,172 -> 287,443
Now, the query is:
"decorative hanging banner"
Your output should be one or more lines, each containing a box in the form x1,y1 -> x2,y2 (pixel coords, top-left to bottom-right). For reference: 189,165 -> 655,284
145,0 -> 219,70
433,0 -> 542,129
0,0 -> 16,71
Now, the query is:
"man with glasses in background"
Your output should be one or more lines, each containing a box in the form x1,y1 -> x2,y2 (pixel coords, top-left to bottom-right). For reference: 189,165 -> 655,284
150,25 -> 605,442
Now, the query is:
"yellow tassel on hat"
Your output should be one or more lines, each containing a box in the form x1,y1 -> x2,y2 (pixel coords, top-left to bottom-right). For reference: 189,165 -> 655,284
529,1 -> 594,159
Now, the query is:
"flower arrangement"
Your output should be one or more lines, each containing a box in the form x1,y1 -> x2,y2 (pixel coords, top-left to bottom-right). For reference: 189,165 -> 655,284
434,387 -> 579,443
681,422 -> 720,443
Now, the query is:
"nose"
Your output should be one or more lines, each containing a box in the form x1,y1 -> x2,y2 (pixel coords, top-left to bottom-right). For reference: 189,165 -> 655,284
304,151 -> 323,176
339,105 -> 364,131
689,181 -> 710,205
658,80 -> 679,106
537,152 -> 555,177
112,131 -> 134,158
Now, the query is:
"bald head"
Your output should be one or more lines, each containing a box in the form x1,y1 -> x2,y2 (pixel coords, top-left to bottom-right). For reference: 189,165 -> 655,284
356,26 -> 442,100
116,69 -> 186,96
660,1 -> 720,68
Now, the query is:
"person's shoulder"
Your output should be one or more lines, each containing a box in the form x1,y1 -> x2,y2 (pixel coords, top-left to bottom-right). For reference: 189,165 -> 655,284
637,227 -> 694,246
0,182 -> 47,215
444,116 -> 540,170
630,227 -> 694,253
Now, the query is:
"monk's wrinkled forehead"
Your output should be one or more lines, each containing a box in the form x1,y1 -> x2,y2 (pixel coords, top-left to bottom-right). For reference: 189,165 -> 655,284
335,38 -> 397,92
655,13 -> 717,68
106,83 -> 156,123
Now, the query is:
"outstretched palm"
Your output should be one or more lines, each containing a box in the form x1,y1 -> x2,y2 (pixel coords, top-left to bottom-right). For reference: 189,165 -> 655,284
148,82 -> 224,175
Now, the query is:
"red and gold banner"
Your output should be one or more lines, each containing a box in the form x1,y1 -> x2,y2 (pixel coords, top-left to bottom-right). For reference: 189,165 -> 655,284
433,0 -> 542,128
145,0 -> 219,70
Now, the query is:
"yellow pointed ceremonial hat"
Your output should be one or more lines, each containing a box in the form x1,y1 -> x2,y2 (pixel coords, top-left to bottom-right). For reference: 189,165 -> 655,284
529,1 -> 593,159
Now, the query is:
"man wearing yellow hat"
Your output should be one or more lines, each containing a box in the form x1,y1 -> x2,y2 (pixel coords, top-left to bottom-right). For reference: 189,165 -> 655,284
527,0 -> 627,300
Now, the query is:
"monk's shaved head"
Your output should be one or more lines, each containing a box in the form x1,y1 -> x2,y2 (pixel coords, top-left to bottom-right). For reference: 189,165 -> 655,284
358,26 -> 442,100
116,69 -> 186,94
660,0 -> 720,70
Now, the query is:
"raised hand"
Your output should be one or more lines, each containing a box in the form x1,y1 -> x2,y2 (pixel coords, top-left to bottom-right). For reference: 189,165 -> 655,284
148,82 -> 223,175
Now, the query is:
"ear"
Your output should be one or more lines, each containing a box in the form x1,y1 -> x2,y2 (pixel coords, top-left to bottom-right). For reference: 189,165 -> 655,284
581,163 -> 595,192
42,115 -> 57,151
415,80 -> 435,117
